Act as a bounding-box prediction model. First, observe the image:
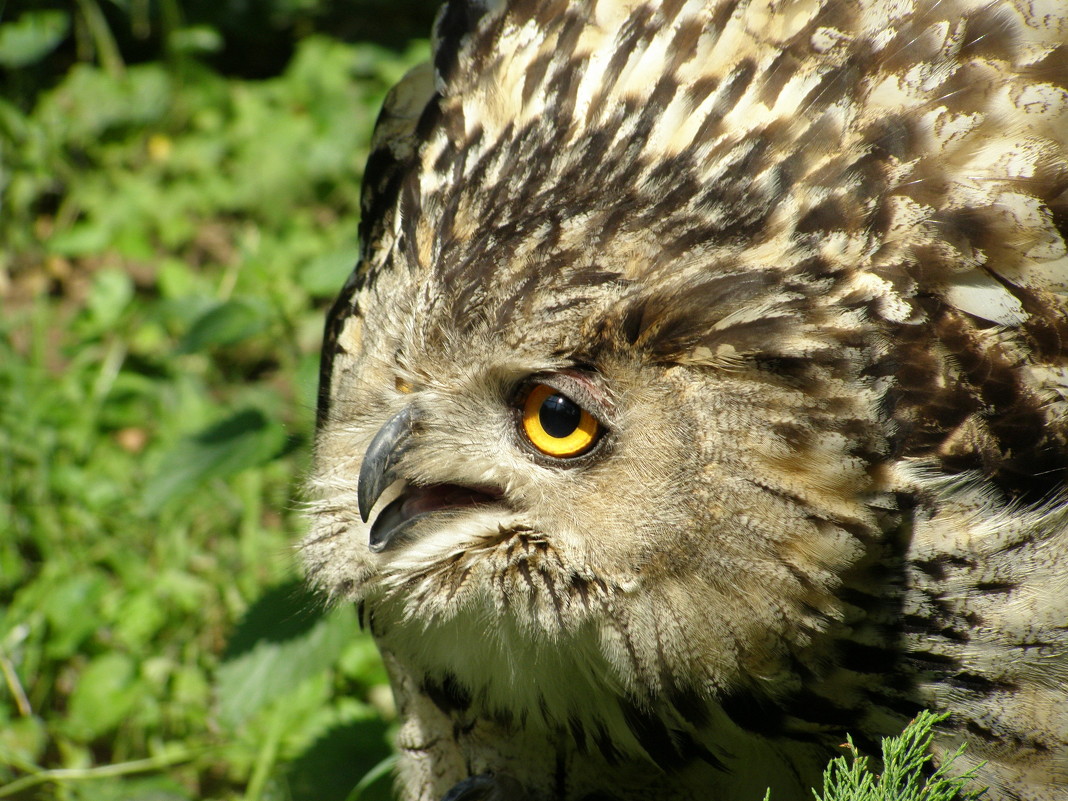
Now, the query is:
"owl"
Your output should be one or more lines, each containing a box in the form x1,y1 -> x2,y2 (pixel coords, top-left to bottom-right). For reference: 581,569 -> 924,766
302,1 -> 1068,799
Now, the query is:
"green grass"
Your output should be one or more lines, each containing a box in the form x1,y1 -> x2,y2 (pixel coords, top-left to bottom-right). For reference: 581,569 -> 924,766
1,23 -> 427,800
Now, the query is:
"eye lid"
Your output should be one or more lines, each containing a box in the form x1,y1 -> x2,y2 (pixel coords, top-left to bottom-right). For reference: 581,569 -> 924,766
511,370 -> 613,464
513,370 -> 614,429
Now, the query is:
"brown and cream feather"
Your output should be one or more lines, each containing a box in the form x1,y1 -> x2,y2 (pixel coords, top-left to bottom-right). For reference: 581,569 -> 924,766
305,1 -> 1068,799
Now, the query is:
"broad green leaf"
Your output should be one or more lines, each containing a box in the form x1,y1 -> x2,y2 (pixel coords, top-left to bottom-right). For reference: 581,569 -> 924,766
0,715 -> 47,766
40,573 -> 109,660
337,635 -> 389,689
171,664 -> 211,709
112,589 -> 168,649
177,299 -> 270,353
157,259 -> 210,300
300,247 -> 359,297
216,580 -> 355,727
64,652 -> 138,741
0,10 -> 70,68
86,269 -> 135,328
36,63 -> 171,144
47,222 -> 111,256
142,408 -> 286,510
111,225 -> 156,260
168,26 -> 223,55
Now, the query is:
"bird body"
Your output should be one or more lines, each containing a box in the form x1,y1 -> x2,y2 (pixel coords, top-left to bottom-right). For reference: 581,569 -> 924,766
304,1 -> 1068,798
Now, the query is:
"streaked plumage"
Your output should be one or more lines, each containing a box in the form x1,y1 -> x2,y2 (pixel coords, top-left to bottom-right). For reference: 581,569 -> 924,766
303,1 -> 1068,799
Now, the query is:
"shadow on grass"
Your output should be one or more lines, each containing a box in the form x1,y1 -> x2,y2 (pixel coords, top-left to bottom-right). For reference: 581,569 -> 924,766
223,578 -> 328,656
286,718 -> 393,801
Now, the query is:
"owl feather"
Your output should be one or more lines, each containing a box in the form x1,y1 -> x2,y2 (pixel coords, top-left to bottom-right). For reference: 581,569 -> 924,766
304,1 -> 1068,799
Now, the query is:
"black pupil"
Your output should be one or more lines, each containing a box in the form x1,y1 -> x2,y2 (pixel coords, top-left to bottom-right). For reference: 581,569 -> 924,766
539,393 -> 581,439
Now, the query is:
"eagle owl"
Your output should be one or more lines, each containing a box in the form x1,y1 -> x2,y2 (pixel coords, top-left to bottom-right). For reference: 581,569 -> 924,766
303,1 -> 1068,799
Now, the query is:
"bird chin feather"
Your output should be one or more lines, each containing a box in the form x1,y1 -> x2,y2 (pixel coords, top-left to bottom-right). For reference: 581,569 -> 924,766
361,508 -> 683,743
374,509 -> 609,634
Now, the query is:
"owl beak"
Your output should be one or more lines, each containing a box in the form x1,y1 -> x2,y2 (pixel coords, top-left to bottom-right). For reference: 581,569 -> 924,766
358,406 -> 419,523
358,406 -> 503,553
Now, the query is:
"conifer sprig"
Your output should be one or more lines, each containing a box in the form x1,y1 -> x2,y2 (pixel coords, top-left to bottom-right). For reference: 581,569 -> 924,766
763,711 -> 987,801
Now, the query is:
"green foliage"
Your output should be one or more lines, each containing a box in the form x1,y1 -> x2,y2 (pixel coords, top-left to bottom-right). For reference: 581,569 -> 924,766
0,10 -> 71,69
810,712 -> 985,801
0,11 -> 425,799
216,582 -> 356,728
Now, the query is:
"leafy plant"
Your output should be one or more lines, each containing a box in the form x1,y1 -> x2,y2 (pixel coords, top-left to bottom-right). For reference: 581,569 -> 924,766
0,13 -> 426,799
0,9 -> 71,69
761,711 -> 986,801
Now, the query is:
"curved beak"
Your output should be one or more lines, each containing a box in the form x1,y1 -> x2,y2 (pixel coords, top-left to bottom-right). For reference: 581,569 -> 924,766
357,406 -> 419,522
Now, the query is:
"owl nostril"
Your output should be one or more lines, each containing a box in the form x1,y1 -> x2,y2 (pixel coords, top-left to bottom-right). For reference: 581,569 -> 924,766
368,483 -> 502,552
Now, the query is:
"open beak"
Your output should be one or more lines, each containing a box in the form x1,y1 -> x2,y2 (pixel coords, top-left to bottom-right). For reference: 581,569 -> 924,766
357,406 -> 503,552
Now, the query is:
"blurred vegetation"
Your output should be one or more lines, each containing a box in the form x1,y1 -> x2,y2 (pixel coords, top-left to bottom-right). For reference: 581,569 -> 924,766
0,1 -> 435,798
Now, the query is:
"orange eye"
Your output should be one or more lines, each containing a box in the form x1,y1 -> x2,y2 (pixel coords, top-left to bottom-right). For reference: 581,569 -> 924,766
520,383 -> 601,458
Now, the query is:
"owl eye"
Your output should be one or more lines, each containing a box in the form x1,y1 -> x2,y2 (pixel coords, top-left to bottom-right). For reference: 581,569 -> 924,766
520,383 -> 601,458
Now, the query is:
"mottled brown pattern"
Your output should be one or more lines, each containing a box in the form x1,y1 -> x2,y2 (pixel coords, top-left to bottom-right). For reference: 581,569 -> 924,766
305,1 -> 1068,800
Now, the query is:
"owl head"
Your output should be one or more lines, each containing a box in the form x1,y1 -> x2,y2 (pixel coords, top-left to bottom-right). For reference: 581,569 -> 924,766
304,0 -> 1068,752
